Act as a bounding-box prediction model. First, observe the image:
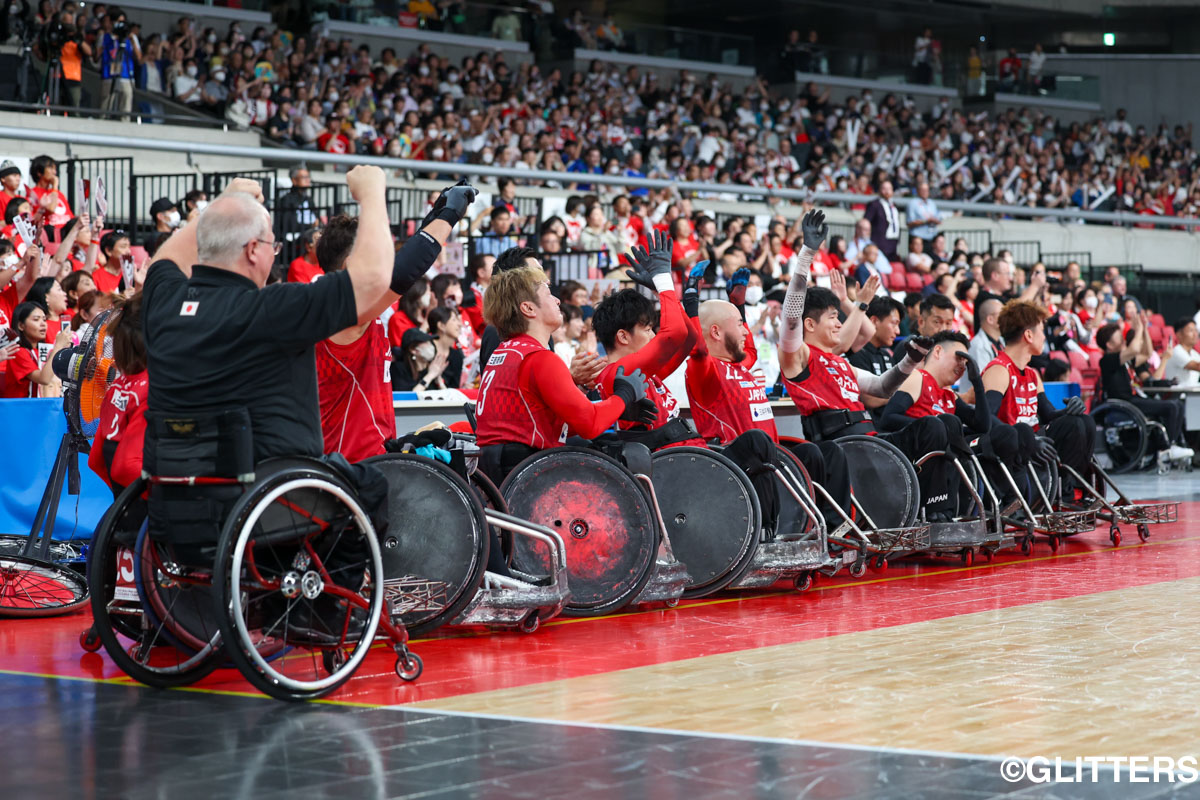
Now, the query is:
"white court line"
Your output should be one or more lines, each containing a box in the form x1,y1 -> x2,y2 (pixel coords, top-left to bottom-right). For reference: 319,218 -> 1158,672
387,704 -> 1013,764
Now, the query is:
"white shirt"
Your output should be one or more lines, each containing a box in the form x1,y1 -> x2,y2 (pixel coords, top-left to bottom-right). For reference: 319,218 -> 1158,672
1164,344 -> 1200,387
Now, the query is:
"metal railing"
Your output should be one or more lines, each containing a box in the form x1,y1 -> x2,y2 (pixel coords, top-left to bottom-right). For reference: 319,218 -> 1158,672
9,127 -> 1200,234
0,99 -> 248,131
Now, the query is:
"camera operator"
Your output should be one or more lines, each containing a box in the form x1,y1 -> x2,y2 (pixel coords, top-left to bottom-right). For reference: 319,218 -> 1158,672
38,9 -> 91,108
99,10 -> 139,116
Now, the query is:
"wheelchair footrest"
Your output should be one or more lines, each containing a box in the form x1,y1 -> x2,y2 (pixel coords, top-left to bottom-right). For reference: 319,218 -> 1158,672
1111,501 -> 1179,525
926,520 -> 996,550
452,570 -> 571,628
1036,509 -> 1097,534
632,557 -> 691,606
860,524 -> 932,554
731,538 -> 840,589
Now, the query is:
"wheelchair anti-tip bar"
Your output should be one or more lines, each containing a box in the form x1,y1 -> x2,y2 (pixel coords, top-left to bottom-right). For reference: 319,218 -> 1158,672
482,509 -> 569,572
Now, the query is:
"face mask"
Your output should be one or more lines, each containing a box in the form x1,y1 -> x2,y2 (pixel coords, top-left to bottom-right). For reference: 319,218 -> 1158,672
420,292 -> 432,309
194,200 -> 208,212
166,210 -> 181,227
186,65 -> 198,77
2,254 -> 18,268
745,285 -> 764,305
212,72 -> 225,82
1084,296 -> 1098,310
329,57 -> 340,67
444,296 -> 458,310
419,65 -> 430,76
415,342 -> 436,361
207,33 -> 217,44
482,151 -> 494,164
327,91 -> 338,102
431,148 -> 444,159
448,72 -> 459,82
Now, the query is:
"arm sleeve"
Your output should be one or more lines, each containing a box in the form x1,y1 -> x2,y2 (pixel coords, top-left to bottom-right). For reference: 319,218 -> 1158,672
390,231 -> 442,296
616,290 -> 694,380
880,392 -> 916,432
855,361 -> 911,399
956,398 -> 991,434
780,245 -> 815,352
985,389 -> 1005,417
521,351 -> 626,439
1036,391 -> 1063,424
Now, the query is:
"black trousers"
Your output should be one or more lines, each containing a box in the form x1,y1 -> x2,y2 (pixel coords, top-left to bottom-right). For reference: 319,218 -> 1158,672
874,415 -> 955,514
1129,396 -> 1185,445
1042,414 -> 1096,481
781,439 -> 852,532
720,430 -> 782,536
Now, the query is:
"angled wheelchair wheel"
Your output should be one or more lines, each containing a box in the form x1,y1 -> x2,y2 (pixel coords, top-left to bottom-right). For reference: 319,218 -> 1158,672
1092,400 -> 1149,475
775,444 -> 817,537
651,447 -> 760,598
88,479 -> 222,687
837,435 -> 920,529
501,446 -> 658,617
0,535 -> 83,564
214,464 -> 385,702
365,454 -> 488,636
0,555 -> 88,618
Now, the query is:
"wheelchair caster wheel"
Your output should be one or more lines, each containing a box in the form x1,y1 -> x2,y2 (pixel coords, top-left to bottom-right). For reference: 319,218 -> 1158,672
322,648 -> 346,675
961,549 -> 973,567
793,572 -> 813,592
873,556 -> 887,571
1019,537 -> 1032,555
1137,524 -> 1150,542
849,560 -> 867,579
79,626 -> 101,653
663,598 -> 679,608
1110,526 -> 1121,546
518,611 -> 540,633
1049,536 -> 1059,554
395,651 -> 423,682
983,549 -> 994,562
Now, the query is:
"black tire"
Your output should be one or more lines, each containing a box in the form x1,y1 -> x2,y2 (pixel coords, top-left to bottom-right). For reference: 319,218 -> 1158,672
1092,399 -> 1149,475
836,435 -> 921,529
469,469 -> 512,563
87,479 -> 222,687
651,446 -> 761,598
213,466 -> 385,702
0,555 -> 88,618
365,454 -> 488,636
501,446 -> 658,617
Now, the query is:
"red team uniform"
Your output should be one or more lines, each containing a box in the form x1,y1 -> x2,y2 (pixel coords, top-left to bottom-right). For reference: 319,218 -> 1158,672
987,351 -> 1040,429
88,371 -> 148,490
685,325 -> 777,444
905,369 -> 958,419
475,334 -> 625,448
315,319 -> 397,463
783,345 -> 867,417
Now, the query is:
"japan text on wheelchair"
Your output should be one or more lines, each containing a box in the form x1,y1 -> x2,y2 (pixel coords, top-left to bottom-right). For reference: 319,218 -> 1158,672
84,407 -> 423,701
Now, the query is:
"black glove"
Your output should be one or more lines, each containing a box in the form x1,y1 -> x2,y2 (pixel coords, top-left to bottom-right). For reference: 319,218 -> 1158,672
421,178 -> 478,229
681,260 -> 707,318
900,335 -> 933,364
1035,437 -> 1059,465
1064,396 -> 1086,416
801,209 -> 828,251
458,278 -> 476,308
625,398 -> 659,427
611,365 -> 658,424
624,229 -> 674,290
959,352 -> 982,388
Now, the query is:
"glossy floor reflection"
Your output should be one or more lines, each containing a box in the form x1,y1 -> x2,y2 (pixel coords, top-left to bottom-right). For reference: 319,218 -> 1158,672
4,673 -> 1194,800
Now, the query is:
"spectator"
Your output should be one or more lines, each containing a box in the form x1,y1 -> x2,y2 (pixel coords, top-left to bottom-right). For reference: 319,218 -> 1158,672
149,198 -> 181,235
968,297 -> 1003,370
906,180 -> 944,241
595,14 -> 624,51
912,28 -> 934,84
317,115 -> 351,154
295,99 -> 324,147
577,205 -> 622,257
1027,43 -> 1047,92
267,100 -> 296,147
173,58 -> 202,106
851,242 -> 892,291
94,230 -> 131,294
998,48 -> 1021,91
490,6 -> 522,42
199,66 -> 229,117
276,166 -> 319,245
966,46 -> 984,95
99,12 -> 140,115
470,206 -> 520,256
27,155 -> 73,241
905,236 -> 933,275
863,180 -> 901,261
388,277 -> 432,347
392,327 -> 447,391
0,161 -> 23,209
3,302 -> 70,398
1163,319 -> 1200,387
287,228 -> 323,283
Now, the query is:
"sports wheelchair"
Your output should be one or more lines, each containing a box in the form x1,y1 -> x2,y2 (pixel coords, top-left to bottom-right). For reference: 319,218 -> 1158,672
1090,380 -> 1190,475
84,408 -> 422,701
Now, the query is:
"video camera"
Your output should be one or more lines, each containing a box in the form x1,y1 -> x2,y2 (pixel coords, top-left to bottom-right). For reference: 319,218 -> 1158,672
42,19 -> 81,53
112,19 -> 130,40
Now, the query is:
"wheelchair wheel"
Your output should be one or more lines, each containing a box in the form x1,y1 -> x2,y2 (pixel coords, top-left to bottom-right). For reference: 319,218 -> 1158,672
0,555 -> 88,618
0,535 -> 83,564
650,447 -> 760,598
365,454 -> 488,636
88,479 -> 222,687
776,443 -> 817,537
501,446 -> 658,617
837,435 -> 920,529
213,464 -> 385,702
1092,400 -> 1149,475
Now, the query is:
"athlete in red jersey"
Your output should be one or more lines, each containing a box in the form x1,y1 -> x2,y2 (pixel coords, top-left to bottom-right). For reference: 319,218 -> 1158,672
779,209 -> 958,518
474,258 -> 657,481
685,299 -> 777,443
88,294 -> 148,493
982,300 -> 1096,489
593,231 -> 702,448
311,183 -> 471,462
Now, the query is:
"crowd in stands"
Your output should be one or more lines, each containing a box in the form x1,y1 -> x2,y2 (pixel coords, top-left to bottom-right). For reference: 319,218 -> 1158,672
9,4 -> 1198,226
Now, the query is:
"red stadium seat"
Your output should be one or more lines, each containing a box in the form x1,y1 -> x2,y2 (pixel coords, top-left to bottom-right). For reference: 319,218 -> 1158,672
905,272 -> 925,292
884,262 -> 908,292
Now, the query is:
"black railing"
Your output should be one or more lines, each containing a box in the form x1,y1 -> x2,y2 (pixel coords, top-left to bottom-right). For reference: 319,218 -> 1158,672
132,173 -> 200,240
63,156 -> 135,231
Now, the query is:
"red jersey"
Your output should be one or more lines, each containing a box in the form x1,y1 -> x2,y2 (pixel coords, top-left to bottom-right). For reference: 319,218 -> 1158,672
462,287 -> 486,335
597,289 -> 701,446
315,319 -> 397,463
906,369 -> 958,418
2,345 -> 39,398
317,132 -> 351,154
92,266 -> 123,294
29,185 -> 73,229
387,309 -> 419,348
87,370 -> 148,489
987,351 -> 1040,430
288,257 -> 324,284
685,325 -> 777,444
671,235 -> 700,272
0,283 -> 17,330
475,333 -> 625,448
783,345 -> 865,414
44,316 -> 64,344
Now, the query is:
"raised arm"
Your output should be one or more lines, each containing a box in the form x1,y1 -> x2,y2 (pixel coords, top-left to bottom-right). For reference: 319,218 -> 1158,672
779,209 -> 826,379
621,231 -> 695,378
341,166 -> 395,325
152,178 -> 266,277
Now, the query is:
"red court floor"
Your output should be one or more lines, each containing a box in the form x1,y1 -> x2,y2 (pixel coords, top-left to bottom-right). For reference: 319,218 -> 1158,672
4,500 -> 1197,709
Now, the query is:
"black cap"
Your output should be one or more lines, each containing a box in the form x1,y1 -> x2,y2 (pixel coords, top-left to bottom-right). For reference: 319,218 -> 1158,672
149,197 -> 176,217
401,327 -> 435,350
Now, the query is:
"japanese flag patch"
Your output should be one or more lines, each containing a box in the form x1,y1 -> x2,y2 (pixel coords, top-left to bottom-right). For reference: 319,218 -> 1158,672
180,300 -> 199,316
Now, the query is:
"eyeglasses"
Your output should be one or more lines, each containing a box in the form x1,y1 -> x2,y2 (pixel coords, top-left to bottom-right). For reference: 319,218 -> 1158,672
249,238 -> 283,256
